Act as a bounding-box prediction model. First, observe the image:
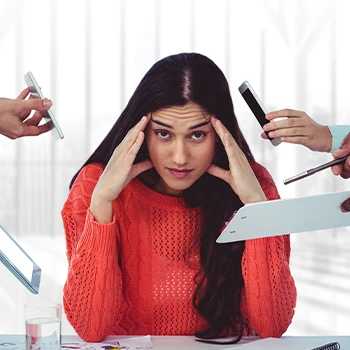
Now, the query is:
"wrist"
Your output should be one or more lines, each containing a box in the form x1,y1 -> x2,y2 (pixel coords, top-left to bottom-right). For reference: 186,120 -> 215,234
319,125 -> 332,152
241,192 -> 267,205
90,194 -> 113,224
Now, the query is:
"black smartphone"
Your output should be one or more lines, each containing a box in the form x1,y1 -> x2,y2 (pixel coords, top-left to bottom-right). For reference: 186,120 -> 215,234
24,71 -> 64,140
238,81 -> 281,146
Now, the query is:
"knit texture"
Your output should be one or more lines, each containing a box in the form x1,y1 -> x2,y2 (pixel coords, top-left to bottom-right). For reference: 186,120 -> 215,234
62,162 -> 296,342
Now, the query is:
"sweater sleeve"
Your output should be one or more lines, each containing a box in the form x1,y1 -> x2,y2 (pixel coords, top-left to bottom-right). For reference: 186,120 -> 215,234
328,125 -> 350,152
241,163 -> 297,338
61,163 -> 124,342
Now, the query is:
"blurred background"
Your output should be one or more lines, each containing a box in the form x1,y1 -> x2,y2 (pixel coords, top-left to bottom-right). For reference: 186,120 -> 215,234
0,0 -> 349,336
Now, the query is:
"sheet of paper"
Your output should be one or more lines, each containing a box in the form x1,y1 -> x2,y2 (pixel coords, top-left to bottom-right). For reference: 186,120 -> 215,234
0,335 -> 154,350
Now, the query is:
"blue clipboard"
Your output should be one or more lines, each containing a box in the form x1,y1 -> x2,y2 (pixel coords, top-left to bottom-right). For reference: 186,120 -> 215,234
216,190 -> 350,243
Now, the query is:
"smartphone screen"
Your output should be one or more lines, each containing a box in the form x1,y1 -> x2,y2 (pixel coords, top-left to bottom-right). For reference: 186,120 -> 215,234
239,81 -> 281,146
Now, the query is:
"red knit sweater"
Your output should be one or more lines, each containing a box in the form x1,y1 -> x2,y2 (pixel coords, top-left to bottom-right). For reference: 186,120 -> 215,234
62,162 -> 296,342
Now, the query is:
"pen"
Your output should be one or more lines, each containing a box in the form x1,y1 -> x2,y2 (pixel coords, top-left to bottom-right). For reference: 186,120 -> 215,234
284,155 -> 349,185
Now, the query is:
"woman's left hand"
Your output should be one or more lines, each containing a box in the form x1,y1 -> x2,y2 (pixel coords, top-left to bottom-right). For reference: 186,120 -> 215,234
207,117 -> 267,205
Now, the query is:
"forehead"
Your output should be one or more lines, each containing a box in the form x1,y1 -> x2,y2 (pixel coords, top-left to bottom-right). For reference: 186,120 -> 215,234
152,103 -> 210,124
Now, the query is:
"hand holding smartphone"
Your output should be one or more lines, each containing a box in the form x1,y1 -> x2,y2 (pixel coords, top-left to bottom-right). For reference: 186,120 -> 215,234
24,71 -> 64,140
238,81 -> 281,146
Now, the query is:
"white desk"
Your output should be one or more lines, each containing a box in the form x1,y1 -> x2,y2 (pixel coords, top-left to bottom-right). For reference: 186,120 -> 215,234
152,336 -> 350,349
0,334 -> 349,350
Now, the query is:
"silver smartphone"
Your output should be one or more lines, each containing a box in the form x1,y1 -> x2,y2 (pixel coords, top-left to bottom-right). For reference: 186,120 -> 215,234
238,81 -> 281,146
24,71 -> 64,140
0,224 -> 41,294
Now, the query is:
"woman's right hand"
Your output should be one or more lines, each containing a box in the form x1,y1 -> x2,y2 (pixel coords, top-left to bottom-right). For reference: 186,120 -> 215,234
90,115 -> 153,223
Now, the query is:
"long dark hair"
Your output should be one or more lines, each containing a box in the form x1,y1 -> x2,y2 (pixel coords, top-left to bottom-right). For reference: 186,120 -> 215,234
70,53 -> 254,342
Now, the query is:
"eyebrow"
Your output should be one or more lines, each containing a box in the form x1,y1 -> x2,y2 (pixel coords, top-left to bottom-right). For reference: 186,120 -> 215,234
151,118 -> 210,130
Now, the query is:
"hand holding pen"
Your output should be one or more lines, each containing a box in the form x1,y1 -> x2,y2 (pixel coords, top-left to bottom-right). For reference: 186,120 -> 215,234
332,132 -> 350,213
284,132 -> 350,185
283,155 -> 350,185
331,132 -> 350,179
284,132 -> 350,213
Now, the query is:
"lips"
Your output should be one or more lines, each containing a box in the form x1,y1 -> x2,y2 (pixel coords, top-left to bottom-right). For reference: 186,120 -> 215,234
168,168 -> 193,178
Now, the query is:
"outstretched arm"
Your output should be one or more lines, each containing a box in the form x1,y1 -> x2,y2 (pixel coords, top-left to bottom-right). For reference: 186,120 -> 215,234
0,88 -> 51,139
262,109 -> 332,152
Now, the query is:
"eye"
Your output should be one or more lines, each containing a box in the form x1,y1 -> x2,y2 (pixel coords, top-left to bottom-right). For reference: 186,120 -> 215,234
191,132 -> 206,141
155,130 -> 171,139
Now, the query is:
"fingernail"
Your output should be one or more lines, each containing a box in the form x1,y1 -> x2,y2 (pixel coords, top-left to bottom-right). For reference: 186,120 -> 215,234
43,99 -> 52,107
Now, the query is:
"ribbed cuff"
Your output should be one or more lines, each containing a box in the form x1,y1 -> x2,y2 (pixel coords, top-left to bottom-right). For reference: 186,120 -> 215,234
76,210 -> 118,256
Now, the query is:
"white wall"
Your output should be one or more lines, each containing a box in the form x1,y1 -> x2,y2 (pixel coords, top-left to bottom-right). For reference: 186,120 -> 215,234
0,0 -> 349,336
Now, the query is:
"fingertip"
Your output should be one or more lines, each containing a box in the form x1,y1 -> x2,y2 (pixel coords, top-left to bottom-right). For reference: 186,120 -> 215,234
210,116 -> 219,128
138,116 -> 147,124
331,165 -> 340,176
43,99 -> 52,108
265,112 -> 276,120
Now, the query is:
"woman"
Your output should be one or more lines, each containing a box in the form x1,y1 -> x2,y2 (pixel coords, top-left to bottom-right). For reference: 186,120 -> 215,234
62,53 -> 296,343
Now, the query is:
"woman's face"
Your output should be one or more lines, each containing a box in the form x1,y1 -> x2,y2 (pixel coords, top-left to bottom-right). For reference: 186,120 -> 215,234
145,102 -> 217,196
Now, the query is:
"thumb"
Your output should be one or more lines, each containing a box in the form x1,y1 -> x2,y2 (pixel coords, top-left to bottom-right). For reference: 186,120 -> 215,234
332,148 -> 350,159
133,159 -> 154,177
19,98 -> 52,112
206,163 -> 228,182
339,132 -> 350,149
341,197 -> 350,213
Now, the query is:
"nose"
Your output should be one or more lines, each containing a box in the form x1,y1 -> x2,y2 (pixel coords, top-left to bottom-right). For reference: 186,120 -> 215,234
172,139 -> 188,166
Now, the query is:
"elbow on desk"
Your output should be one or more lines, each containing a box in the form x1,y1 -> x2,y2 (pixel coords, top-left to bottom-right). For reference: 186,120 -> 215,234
258,327 -> 286,339
66,316 -> 109,343
256,311 -> 295,339
63,298 -> 109,342
77,331 -> 108,343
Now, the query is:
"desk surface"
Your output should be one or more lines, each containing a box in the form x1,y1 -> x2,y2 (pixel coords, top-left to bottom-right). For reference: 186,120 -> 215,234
152,336 -> 349,349
0,334 -> 349,350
